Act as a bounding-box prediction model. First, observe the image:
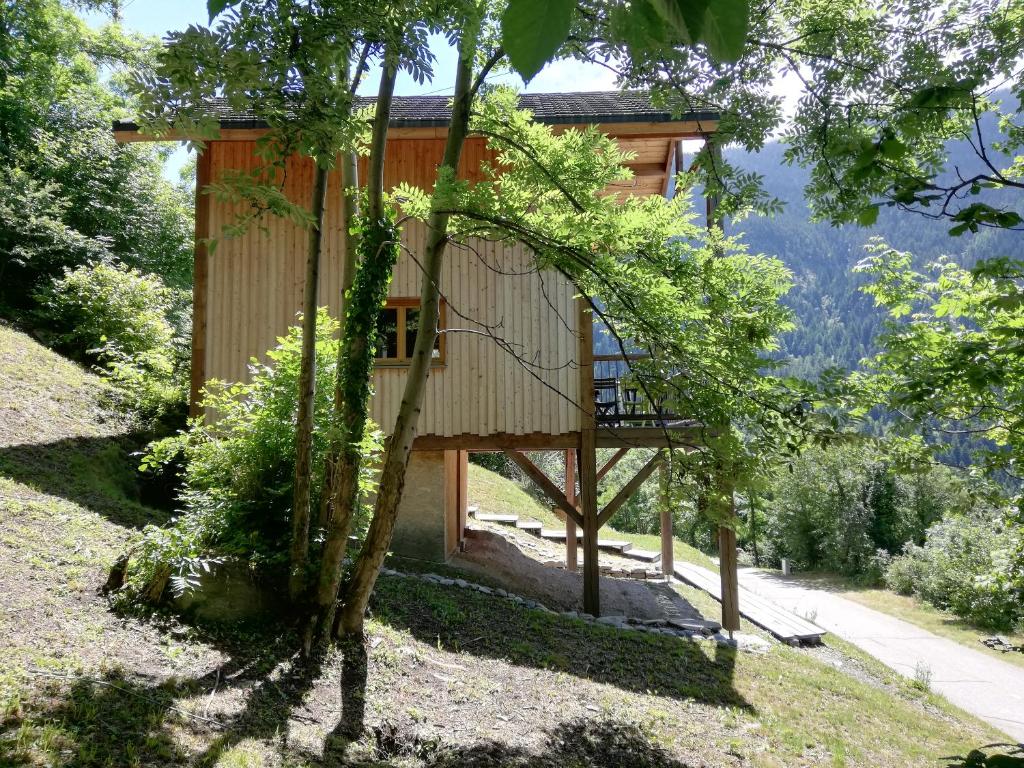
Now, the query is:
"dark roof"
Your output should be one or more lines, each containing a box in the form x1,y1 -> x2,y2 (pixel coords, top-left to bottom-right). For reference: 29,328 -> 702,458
112,91 -> 718,133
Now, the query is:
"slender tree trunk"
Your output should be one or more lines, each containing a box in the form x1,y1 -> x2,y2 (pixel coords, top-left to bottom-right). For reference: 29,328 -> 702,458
338,29 -> 478,638
319,150 -> 361,532
289,160 -> 329,602
308,60 -> 398,649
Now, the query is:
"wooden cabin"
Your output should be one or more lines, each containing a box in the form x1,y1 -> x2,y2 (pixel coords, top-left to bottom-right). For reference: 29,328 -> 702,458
114,92 -> 737,624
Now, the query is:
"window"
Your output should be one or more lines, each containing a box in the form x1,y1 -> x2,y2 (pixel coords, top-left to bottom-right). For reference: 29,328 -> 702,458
374,298 -> 446,366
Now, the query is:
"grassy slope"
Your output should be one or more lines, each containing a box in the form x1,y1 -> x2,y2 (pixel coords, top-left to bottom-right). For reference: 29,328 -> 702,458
0,325 -> 1016,767
790,572 -> 1024,671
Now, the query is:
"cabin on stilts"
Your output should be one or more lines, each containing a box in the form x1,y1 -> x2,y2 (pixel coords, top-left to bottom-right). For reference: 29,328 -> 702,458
113,91 -> 740,632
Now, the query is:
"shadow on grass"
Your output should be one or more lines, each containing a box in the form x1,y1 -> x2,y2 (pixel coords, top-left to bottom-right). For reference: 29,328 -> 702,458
0,434 -> 173,529
943,743 -> 1024,767
368,573 -> 749,712
0,617 -> 316,768
344,716 -> 697,767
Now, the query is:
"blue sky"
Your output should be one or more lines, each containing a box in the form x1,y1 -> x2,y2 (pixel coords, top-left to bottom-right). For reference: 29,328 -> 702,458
84,2 -> 617,177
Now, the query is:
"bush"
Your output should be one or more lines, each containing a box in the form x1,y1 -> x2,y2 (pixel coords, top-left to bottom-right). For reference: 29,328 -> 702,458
764,443 -> 969,579
128,310 -> 382,598
885,508 -> 1024,631
37,261 -> 190,426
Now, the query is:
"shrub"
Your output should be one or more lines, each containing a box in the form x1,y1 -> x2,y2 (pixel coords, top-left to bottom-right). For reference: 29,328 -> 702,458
764,443 -> 968,579
128,310 -> 383,598
36,261 -> 190,426
885,507 -> 1024,631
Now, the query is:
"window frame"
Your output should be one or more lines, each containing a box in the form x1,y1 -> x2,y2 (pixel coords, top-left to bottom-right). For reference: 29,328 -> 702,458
374,297 -> 447,367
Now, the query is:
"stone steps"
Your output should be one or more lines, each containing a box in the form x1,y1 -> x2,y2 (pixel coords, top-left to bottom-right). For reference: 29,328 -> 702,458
597,539 -> 633,554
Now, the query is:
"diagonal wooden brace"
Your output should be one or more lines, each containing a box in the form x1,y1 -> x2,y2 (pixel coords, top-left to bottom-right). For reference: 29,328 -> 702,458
597,451 -> 665,528
503,450 -> 584,528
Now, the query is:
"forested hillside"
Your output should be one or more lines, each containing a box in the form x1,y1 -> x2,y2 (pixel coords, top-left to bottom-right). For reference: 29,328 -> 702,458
731,141 -> 1024,378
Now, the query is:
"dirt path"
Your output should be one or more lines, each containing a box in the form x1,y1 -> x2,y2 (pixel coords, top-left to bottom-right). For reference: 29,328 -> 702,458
737,567 -> 1024,742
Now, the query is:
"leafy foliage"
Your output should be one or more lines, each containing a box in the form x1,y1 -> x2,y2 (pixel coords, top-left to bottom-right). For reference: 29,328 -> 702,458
36,261 -> 190,426
429,89 -> 805,480
763,443 -> 971,580
500,0 -> 752,82
0,0 -> 193,317
886,506 -> 1024,631
130,311 -> 383,596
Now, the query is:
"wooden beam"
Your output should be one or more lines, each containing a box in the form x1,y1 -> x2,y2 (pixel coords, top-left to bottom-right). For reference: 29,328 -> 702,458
625,162 -> 668,177
596,448 -> 629,483
503,451 -> 583,528
189,148 -> 212,417
413,431 -> 580,451
595,426 -> 708,449
565,449 -> 578,572
114,119 -> 720,145
597,451 -> 665,528
578,299 -> 600,616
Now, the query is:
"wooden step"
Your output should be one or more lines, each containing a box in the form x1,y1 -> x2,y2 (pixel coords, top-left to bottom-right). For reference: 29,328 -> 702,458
673,562 -> 825,645
540,528 -> 583,542
620,547 -> 661,563
476,513 -> 519,525
597,539 -> 633,553
516,520 -> 544,534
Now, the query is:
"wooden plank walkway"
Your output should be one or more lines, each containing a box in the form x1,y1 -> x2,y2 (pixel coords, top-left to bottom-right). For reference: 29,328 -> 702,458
673,562 -> 826,645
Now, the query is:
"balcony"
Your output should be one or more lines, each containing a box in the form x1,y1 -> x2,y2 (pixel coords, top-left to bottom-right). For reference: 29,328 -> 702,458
592,354 -> 685,428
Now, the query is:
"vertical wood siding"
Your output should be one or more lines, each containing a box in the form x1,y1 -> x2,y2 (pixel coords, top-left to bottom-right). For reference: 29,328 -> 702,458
204,138 -> 581,438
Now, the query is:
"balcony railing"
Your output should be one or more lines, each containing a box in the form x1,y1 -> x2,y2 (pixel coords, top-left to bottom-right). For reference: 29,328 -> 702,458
592,354 -> 682,427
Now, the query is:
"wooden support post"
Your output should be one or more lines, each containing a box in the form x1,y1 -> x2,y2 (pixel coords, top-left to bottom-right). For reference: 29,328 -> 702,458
705,136 -> 723,231
565,449 -> 577,572
718,497 -> 740,634
578,300 -> 600,616
458,450 -> 469,549
659,460 -> 674,580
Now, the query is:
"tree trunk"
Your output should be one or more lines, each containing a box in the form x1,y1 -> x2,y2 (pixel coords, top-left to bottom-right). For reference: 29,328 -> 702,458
308,60 -> 398,650
319,150 -> 360,532
288,161 -> 329,602
337,30 -> 478,638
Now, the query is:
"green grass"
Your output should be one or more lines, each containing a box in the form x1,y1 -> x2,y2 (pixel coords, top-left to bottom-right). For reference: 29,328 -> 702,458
790,571 -> 1024,671
0,326 -> 1016,767
468,462 -> 717,570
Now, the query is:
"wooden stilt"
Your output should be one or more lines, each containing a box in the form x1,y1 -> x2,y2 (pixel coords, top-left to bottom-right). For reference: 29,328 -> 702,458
718,523 -> 740,634
659,460 -> 674,580
578,299 -> 600,616
580,430 -> 599,616
458,450 -> 469,549
564,449 -> 577,572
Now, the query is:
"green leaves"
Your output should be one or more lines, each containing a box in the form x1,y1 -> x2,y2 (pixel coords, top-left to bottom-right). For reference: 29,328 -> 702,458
697,0 -> 750,62
206,0 -> 236,22
501,0 -> 575,82
501,0 -> 751,82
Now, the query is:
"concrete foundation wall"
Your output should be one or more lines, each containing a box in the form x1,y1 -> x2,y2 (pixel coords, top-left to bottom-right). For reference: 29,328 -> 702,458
391,450 -> 451,562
